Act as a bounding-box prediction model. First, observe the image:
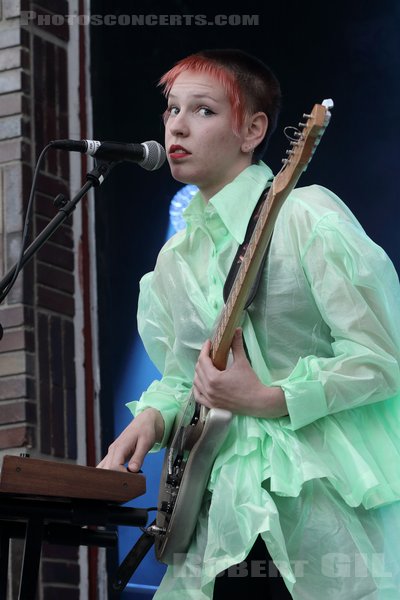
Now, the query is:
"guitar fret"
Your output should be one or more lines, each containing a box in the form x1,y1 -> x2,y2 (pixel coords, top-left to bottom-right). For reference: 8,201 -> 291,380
213,310 -> 226,349
220,310 -> 228,333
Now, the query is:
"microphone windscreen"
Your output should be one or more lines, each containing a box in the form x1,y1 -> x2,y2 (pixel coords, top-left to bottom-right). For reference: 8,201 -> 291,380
141,141 -> 166,171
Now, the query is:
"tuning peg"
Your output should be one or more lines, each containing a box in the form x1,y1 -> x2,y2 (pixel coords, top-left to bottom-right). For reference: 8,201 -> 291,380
322,98 -> 334,109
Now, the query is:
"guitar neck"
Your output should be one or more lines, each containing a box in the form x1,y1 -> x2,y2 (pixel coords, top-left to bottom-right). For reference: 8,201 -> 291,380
210,181 -> 287,370
210,101 -> 332,370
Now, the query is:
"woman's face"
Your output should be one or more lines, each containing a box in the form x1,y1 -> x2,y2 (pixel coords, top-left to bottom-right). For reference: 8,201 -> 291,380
164,71 -> 251,201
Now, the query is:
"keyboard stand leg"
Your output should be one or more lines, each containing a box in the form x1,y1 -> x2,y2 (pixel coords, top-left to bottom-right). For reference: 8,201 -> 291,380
18,518 -> 44,600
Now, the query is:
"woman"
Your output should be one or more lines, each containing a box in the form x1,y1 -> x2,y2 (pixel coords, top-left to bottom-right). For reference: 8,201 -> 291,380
99,49 -> 400,599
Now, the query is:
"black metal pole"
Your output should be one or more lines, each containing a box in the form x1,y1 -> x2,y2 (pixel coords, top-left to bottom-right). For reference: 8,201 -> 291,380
0,161 -> 115,338
0,162 -> 113,299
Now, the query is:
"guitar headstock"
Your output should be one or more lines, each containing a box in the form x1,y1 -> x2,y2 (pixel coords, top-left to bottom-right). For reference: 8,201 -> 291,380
274,98 -> 333,194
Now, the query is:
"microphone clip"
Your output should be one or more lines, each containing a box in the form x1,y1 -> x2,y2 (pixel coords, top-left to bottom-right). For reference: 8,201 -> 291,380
86,160 -> 116,186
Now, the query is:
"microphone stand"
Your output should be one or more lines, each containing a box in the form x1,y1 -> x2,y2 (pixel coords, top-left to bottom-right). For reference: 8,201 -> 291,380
0,161 -> 115,339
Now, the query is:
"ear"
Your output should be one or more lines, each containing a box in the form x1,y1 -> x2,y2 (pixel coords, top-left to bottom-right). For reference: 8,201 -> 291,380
241,112 -> 268,154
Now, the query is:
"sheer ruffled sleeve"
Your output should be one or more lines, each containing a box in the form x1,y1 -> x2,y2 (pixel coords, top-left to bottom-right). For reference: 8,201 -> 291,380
126,266 -> 192,449
277,211 -> 400,430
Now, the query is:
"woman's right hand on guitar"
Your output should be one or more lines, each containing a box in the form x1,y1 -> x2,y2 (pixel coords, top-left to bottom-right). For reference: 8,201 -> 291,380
97,408 -> 164,473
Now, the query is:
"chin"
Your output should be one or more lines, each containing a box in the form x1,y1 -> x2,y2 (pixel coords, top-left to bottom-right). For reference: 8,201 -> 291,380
170,168 -> 197,187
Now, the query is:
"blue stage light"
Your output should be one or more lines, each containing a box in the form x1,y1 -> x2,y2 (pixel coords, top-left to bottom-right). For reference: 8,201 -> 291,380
169,184 -> 198,232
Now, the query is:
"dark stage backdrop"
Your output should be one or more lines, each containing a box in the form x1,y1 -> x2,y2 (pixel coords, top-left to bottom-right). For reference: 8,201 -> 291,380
90,0 -> 400,596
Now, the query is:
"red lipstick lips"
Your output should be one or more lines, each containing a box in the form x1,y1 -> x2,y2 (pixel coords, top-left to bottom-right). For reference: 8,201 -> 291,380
169,144 -> 191,159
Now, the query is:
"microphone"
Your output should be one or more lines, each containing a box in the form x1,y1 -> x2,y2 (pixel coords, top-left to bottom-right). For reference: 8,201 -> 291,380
50,139 -> 166,171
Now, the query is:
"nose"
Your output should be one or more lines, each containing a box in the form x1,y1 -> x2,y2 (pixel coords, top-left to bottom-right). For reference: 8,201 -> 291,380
167,110 -> 189,137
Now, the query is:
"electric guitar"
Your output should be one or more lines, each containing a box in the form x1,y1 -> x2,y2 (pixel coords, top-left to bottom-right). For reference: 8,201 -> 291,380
148,99 -> 334,564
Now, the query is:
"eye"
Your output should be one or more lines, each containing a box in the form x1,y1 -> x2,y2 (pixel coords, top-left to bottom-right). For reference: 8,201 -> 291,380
198,107 -> 215,117
167,105 -> 180,116
162,105 -> 179,124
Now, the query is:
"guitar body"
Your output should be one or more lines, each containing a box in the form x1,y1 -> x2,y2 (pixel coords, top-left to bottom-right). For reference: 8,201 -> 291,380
154,405 -> 232,563
146,99 -> 334,564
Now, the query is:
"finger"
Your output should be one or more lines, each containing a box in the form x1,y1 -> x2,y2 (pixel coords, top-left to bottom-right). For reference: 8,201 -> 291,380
194,360 -> 209,394
194,390 -> 211,408
199,338 -> 212,361
97,443 -> 130,471
127,438 -> 151,472
231,328 -> 245,359
193,379 -> 204,402
97,453 -> 117,470
97,457 -> 108,469
105,463 -> 129,473
194,360 -> 208,388
193,378 -> 211,406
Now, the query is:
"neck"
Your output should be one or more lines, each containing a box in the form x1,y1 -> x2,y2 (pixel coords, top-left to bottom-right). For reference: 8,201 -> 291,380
198,158 -> 253,203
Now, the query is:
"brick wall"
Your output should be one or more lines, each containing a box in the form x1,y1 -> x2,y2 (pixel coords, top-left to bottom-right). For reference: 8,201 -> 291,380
0,0 -> 83,597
